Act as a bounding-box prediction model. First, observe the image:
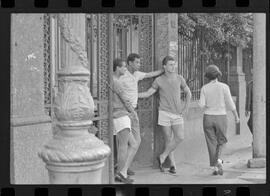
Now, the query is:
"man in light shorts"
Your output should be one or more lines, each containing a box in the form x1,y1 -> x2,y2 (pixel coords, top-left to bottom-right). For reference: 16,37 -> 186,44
112,58 -> 137,184
139,56 -> 191,173
119,53 -> 164,176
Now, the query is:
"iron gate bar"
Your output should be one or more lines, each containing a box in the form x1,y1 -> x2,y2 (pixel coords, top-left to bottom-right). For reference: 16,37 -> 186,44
108,13 -> 114,184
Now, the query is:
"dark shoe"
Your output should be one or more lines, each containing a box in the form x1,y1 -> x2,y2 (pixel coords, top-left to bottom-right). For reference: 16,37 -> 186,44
157,156 -> 165,172
115,172 -> 133,184
169,166 -> 176,174
212,170 -> 218,175
127,168 -> 135,176
127,175 -> 134,182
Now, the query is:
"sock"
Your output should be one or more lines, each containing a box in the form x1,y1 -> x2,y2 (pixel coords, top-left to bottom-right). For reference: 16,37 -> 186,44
217,159 -> 223,164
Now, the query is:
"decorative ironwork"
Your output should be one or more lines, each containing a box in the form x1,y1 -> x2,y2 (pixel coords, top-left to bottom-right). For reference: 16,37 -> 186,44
113,15 -> 139,29
137,15 -> 154,131
97,14 -> 110,144
43,14 -> 52,116
178,25 -> 205,100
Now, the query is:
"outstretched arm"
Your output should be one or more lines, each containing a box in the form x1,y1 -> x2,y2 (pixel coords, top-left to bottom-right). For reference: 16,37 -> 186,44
138,87 -> 157,98
144,69 -> 164,79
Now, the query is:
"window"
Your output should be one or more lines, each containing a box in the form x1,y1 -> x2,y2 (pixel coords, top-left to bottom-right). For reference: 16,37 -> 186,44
113,15 -> 139,59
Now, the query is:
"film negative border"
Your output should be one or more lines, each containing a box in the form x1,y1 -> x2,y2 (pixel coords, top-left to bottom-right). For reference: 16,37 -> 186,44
0,0 -> 268,11
0,1 -> 270,196
0,185 -> 270,196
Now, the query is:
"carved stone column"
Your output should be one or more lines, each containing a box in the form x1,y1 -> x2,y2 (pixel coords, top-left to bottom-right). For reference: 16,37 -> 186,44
39,14 -> 110,184
248,13 -> 266,168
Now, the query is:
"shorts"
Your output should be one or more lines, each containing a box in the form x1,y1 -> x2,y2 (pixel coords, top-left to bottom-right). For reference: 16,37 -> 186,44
113,115 -> 131,135
158,110 -> 184,127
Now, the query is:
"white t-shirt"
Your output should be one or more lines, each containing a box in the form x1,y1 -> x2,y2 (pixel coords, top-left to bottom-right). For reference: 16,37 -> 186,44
199,80 -> 236,115
118,70 -> 146,108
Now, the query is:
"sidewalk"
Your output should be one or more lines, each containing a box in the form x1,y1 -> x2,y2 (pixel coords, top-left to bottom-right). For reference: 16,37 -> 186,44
129,120 -> 266,184
131,146 -> 265,184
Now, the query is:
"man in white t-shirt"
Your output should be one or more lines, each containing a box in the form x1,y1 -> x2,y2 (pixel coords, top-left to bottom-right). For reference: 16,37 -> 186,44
119,53 -> 164,175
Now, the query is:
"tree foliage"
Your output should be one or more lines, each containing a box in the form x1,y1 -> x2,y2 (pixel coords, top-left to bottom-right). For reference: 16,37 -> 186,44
178,13 -> 253,66
178,13 -> 253,48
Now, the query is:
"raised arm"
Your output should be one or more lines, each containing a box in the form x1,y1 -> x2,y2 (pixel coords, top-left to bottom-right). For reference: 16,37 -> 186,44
144,69 -> 164,79
138,87 -> 157,98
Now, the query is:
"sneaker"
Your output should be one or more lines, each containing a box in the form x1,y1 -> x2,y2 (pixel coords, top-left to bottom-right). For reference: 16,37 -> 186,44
115,172 -> 133,184
212,170 -> 218,175
217,163 -> 223,175
212,166 -> 219,175
169,166 -> 176,174
216,160 -> 224,175
127,168 -> 135,176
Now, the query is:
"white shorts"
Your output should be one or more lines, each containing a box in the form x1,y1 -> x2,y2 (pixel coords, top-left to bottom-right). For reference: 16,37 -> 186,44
158,110 -> 184,127
113,115 -> 131,135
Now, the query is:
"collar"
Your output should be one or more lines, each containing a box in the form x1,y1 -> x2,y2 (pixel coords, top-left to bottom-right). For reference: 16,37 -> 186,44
210,79 -> 218,83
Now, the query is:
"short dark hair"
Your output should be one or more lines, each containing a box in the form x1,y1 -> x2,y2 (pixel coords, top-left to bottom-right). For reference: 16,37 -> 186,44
113,58 -> 125,72
127,53 -> 140,65
162,56 -> 175,65
204,65 -> 222,80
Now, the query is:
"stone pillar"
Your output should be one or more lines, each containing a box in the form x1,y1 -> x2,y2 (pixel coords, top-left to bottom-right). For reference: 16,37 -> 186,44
153,13 -> 178,167
10,14 -> 52,184
39,14 -> 111,184
248,13 -> 266,168
229,46 -> 246,135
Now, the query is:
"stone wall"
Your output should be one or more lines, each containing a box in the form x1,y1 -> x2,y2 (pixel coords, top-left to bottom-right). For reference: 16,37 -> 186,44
10,14 -> 52,184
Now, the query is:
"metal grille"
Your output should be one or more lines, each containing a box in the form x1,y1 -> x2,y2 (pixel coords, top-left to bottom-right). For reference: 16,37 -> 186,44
138,15 -> 154,114
43,14 -> 52,116
178,27 -> 204,100
97,14 -> 110,144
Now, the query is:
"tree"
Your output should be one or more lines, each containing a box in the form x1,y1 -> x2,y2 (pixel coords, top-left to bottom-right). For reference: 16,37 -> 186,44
179,13 -> 253,48
178,13 -> 253,67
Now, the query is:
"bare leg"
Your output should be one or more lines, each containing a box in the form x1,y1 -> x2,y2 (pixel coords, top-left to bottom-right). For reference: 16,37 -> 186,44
130,112 -> 141,156
116,129 -> 129,176
120,132 -> 137,177
160,124 -> 184,164
161,127 -> 175,167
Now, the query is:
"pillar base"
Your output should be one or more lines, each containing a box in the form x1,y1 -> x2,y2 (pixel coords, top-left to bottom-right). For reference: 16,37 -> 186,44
247,157 -> 266,168
46,161 -> 105,184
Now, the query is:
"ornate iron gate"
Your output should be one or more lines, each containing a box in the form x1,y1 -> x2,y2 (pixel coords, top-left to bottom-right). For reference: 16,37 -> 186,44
178,25 -> 230,100
178,26 -> 205,100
